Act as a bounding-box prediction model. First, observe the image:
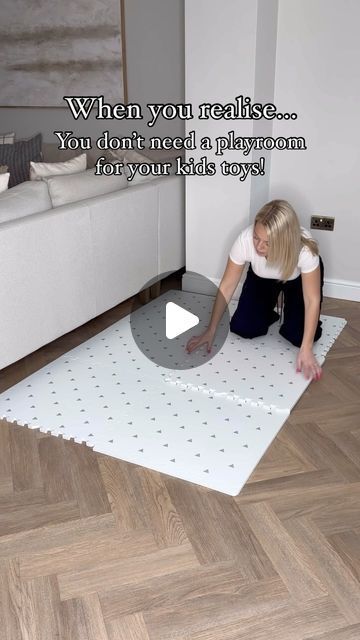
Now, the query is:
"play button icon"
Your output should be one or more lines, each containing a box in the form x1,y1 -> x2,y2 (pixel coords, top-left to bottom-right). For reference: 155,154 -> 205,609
166,302 -> 199,339
130,271 -> 230,370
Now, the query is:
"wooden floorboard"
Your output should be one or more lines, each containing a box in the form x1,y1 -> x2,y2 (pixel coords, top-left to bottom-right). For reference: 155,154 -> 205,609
0,278 -> 359,639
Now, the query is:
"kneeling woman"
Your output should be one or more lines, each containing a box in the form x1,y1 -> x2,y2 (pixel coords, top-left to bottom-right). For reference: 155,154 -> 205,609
186,199 -> 324,380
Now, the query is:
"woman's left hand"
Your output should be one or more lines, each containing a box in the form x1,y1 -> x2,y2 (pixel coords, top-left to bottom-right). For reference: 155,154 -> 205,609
296,347 -> 322,380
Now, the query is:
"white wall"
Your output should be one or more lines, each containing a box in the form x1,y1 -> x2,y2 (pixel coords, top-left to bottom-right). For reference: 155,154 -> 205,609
270,0 -> 360,299
0,0 -> 184,143
185,0 -> 360,301
184,0 -> 258,291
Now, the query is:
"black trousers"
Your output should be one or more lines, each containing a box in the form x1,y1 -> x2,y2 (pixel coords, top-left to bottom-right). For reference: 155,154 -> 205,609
230,258 -> 324,348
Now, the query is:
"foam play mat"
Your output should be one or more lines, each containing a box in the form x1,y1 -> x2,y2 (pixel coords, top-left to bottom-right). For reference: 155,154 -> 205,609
0,290 -> 346,495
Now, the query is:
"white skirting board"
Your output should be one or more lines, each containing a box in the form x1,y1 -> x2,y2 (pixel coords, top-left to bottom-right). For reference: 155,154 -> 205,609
0,291 -> 346,496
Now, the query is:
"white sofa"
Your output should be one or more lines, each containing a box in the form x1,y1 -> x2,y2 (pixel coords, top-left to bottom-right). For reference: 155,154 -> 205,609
0,171 -> 185,370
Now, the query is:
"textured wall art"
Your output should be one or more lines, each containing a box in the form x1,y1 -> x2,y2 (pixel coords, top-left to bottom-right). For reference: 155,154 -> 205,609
0,0 -> 127,107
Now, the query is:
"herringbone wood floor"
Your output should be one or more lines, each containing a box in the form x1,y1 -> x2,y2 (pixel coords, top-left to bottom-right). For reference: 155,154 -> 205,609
0,275 -> 359,640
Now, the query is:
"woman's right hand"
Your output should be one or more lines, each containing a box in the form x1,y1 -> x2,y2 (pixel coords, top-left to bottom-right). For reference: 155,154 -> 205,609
186,329 -> 215,354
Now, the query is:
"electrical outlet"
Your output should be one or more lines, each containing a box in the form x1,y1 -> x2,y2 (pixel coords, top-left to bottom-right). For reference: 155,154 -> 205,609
310,215 -> 335,231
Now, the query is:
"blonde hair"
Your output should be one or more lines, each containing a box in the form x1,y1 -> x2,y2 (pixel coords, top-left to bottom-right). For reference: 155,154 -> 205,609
254,199 -> 319,281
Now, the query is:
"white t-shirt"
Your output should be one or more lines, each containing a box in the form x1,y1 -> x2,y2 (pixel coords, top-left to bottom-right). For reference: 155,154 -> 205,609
229,224 -> 319,280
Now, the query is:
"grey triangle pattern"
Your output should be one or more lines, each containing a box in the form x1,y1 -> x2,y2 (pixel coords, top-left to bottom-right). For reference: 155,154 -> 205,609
0,292 -> 346,495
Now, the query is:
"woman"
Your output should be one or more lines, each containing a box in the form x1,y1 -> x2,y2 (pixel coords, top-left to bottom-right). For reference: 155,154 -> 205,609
186,199 -> 324,380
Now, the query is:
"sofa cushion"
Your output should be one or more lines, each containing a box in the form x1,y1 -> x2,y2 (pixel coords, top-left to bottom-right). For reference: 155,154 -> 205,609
0,133 -> 42,187
30,152 -> 87,180
109,148 -> 176,185
0,180 -> 52,223
124,149 -> 158,185
141,149 -> 179,178
44,167 -> 128,208
0,172 -> 10,193
41,142 -> 102,167
109,148 -> 149,164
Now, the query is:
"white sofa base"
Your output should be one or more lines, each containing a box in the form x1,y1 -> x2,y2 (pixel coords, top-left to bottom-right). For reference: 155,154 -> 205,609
0,175 -> 184,369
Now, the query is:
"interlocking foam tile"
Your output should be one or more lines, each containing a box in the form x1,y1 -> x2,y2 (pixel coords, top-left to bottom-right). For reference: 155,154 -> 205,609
0,291 -> 346,495
166,301 -> 347,412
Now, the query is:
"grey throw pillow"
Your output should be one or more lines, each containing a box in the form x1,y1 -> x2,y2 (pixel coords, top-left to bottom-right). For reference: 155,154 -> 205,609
0,132 -> 14,144
0,133 -> 42,187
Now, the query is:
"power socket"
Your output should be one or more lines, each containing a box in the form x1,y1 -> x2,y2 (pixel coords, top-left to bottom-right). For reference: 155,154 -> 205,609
310,215 -> 335,231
